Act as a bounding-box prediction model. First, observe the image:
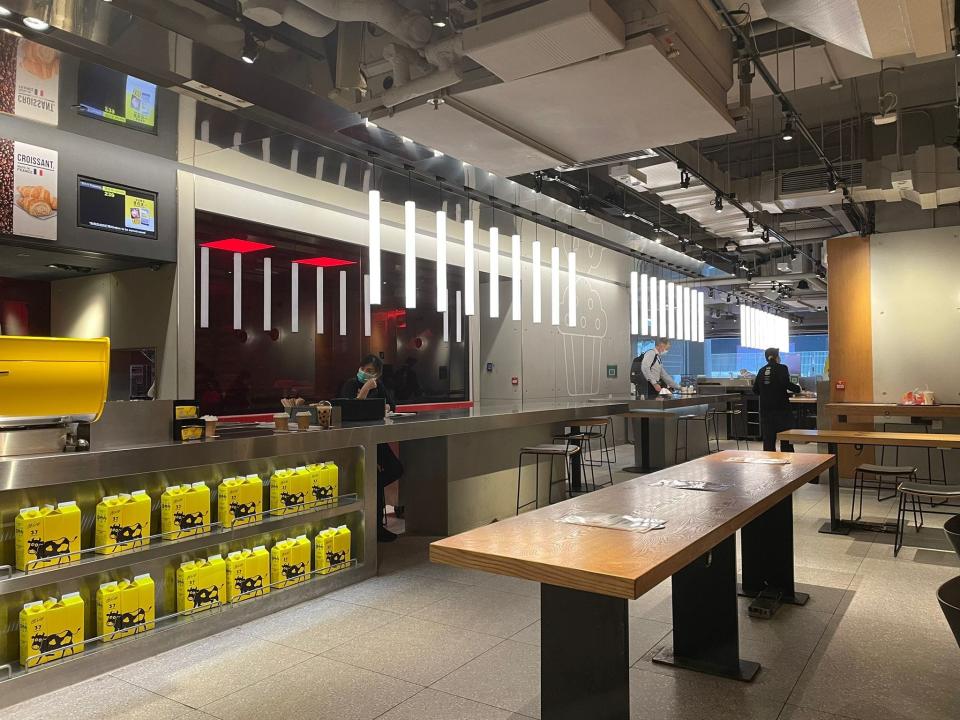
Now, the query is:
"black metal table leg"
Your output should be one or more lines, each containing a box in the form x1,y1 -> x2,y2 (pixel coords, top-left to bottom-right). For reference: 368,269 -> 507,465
541,584 -> 629,720
740,495 -> 809,611
653,535 -> 760,681
819,441 -> 850,535
622,417 -> 650,473
570,438 -> 583,493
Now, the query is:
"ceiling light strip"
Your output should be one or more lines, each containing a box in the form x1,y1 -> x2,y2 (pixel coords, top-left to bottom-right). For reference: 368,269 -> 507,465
369,190 -> 381,305
512,234 -> 521,322
464,220 -> 475,316
263,257 -> 271,332
532,241 -> 542,324
405,201 -> 416,309
291,262 -> 299,333
489,227 -> 499,318
436,210 -> 447,311
640,273 -> 649,337
456,290 -> 463,343
316,267 -> 324,335
567,251 -> 577,328
200,246 -> 209,329
363,274 -> 371,337
551,245 -> 560,326
233,253 -> 242,330
630,271 -> 638,335
339,270 -> 347,336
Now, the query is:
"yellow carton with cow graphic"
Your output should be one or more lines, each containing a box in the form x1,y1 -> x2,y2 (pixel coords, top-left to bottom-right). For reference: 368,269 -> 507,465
97,574 -> 156,641
270,535 -> 311,589
306,462 -> 339,506
269,467 -> 312,516
218,475 -> 263,528
161,482 -> 211,539
19,593 -> 85,668
95,491 -> 151,554
226,546 -> 270,602
315,525 -> 351,575
176,554 -> 226,615
14,502 -> 82,571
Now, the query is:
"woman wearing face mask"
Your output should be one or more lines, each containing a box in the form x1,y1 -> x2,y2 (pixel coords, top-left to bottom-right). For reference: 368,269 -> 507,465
340,355 -> 402,542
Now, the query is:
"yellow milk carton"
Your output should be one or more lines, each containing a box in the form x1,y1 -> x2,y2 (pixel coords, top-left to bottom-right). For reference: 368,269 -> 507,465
226,546 -> 270,602
218,475 -> 263,528
15,502 -> 82,571
316,525 -> 351,575
19,593 -> 85,668
162,482 -> 211,539
270,467 -> 311,516
97,574 -> 156,641
177,554 -> 226,614
271,535 -> 311,588
95,491 -> 151,554
307,462 -> 339,506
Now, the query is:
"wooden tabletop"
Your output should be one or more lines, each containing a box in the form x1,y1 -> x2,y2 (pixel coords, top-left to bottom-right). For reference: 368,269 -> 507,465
430,451 -> 834,600
790,397 -> 818,404
825,402 -> 960,418
779,428 -> 960,448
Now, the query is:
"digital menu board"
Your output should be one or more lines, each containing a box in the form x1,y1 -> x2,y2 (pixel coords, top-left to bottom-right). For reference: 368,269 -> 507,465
77,177 -> 157,239
76,62 -> 158,134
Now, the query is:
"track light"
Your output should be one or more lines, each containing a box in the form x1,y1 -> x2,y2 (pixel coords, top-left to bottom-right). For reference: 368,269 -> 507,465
827,175 -> 838,193
22,16 -> 50,31
747,217 -> 754,233
760,227 -> 770,243
713,193 -> 723,213
241,31 -> 261,64
679,168 -> 690,189
723,240 -> 738,253
781,117 -> 795,142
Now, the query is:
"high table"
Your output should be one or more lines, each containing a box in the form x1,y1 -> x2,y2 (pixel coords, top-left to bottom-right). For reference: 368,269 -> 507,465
622,393 -> 741,473
826,402 -> 960,423
778,428 -> 960,534
431,450 -> 834,720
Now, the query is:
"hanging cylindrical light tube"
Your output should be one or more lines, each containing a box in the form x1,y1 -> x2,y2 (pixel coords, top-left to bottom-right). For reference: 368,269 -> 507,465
404,200 -> 416,309
368,189 -> 381,304
676,285 -> 685,340
567,251 -> 577,328
316,267 -> 324,334
640,273 -> 649,337
683,286 -> 692,342
511,234 -> 521,321
697,291 -> 705,343
489,227 -> 499,318
233,253 -> 242,330
363,274 -> 371,337
532,240 -> 542,324
630,271 -> 639,335
740,304 -> 747,347
200,246 -> 210,329
649,277 -> 658,336
291,261 -> 299,333
436,210 -> 447,311
464,219 -> 475,316
456,290 -> 463,342
667,282 -> 676,339
339,270 -> 347,336
658,278 -> 666,337
551,245 -> 560,326
263,257 -> 272,332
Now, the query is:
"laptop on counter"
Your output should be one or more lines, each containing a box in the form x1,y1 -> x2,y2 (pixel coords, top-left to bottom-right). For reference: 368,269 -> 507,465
332,398 -> 386,422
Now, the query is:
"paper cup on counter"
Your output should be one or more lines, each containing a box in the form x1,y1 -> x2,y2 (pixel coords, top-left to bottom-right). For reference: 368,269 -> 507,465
274,413 -> 289,431
202,415 -> 218,437
296,411 -> 311,431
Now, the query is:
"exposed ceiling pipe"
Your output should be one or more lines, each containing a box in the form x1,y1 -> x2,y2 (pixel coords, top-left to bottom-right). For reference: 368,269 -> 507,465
297,0 -> 434,48
241,0 -> 338,37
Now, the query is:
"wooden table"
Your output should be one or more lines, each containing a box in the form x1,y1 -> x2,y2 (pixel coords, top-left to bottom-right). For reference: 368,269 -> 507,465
779,429 -> 960,534
826,402 -> 960,423
431,450 -> 834,720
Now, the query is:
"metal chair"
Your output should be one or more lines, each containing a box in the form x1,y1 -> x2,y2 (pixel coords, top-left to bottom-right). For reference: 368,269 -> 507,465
894,483 -> 960,556
553,420 -> 614,490
712,399 -> 750,451
516,444 -> 580,515
881,420 -> 947,485
674,409 -> 720,465
851,463 -> 918,520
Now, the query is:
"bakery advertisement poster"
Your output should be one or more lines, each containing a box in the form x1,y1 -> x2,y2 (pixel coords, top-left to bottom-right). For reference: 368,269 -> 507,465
0,34 -> 60,125
0,139 -> 58,240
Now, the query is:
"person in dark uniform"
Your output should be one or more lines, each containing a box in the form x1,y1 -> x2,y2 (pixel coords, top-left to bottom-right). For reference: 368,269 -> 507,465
340,354 -> 402,542
753,347 -> 802,452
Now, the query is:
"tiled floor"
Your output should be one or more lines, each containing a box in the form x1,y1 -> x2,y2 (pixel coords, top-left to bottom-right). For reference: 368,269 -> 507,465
5,443 -> 960,720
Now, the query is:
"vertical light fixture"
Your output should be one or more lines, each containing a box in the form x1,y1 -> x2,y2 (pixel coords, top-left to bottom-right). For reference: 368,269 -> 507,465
291,261 -> 299,333
640,273 -> 649,337
667,282 -> 676,339
683,286 -> 692,342
697,291 -> 705,343
551,244 -> 561,326
339,270 -> 347,335
658,278 -> 666,337
443,292 -> 449,342
740,304 -> 747,347
436,210 -> 447,311
649,276 -> 658,337
200,246 -> 210,329
532,240 -> 542,324
233,253 -> 242,330
629,271 -> 639,335
567,251 -> 577,328
511,233 -> 521,321
489,226 -> 499,318
456,290 -> 463,342
263,257 -> 272,332
404,200 -> 416,309
675,285 -> 685,340
316,267 -> 324,334
464,219 -> 475,316
363,274 -> 371,337
368,188 -> 381,304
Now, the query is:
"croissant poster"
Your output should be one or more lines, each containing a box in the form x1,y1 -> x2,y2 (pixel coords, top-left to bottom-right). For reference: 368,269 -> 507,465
0,139 -> 58,240
0,34 -> 60,125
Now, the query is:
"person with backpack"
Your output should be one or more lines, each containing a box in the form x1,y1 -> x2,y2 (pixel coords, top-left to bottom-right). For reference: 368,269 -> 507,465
632,338 -> 679,399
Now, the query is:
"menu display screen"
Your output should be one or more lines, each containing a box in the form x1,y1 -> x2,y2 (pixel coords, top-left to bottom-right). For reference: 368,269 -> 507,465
76,62 -> 158,134
77,177 -> 158,239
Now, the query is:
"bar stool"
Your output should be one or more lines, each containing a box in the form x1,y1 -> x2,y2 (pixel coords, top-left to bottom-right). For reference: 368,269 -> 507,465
851,463 -> 918,520
516,444 -> 581,515
881,420 -> 948,485
894,483 -> 960,556
561,418 -> 616,473
712,399 -> 750,451
553,423 -> 613,490
674,409 -> 720,465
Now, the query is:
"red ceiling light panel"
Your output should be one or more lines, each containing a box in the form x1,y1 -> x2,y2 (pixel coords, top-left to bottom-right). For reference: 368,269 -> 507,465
201,238 -> 275,253
295,257 -> 356,267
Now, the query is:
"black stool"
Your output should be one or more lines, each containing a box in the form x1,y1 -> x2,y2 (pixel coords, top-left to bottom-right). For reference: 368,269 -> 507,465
894,483 -> 960,556
712,399 -> 750,450
851,463 -> 918,519
516,444 -> 580,515
881,421 -> 947,484
555,419 -> 614,489
674,409 -> 719,465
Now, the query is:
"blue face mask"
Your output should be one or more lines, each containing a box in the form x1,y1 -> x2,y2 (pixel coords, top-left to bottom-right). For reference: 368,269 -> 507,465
357,370 -> 369,382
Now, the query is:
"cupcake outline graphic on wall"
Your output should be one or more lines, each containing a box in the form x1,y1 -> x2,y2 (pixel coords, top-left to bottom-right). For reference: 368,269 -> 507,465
560,277 -> 608,396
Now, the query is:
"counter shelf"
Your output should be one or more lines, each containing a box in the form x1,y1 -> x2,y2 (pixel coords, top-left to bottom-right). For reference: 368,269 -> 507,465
0,558 -> 360,687
0,494 -> 360,596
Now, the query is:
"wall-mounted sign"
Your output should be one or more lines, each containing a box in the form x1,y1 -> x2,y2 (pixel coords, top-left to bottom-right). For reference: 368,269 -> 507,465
77,176 -> 157,239
0,139 -> 58,240
0,35 -> 60,126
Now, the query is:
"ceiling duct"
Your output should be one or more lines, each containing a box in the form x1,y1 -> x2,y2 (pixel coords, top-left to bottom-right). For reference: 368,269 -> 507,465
241,0 -> 337,37
297,0 -> 434,47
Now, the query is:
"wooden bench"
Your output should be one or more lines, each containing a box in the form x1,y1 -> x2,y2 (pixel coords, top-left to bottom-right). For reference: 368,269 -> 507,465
431,450 -> 834,720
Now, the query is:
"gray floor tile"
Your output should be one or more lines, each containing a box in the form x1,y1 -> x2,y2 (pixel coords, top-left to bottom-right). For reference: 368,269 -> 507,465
375,688 -> 524,720
322,615 -> 502,685
2,674 -> 191,720
512,617 -> 670,666
173,711 -> 219,720
629,667 -> 784,720
239,597 -> 399,653
629,579 -> 672,623
737,601 -> 834,653
326,571 -> 467,615
396,559 -> 493,585
777,705 -> 860,720
432,640 -> 541,719
111,630 -> 311,708
475,572 -> 541,598
412,587 -> 540,638
201,655 -> 420,720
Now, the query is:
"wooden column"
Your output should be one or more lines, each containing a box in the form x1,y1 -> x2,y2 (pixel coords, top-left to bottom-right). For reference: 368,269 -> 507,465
826,236 -> 875,476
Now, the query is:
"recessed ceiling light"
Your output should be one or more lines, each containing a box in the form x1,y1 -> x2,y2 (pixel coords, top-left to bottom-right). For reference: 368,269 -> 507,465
23,17 -> 51,31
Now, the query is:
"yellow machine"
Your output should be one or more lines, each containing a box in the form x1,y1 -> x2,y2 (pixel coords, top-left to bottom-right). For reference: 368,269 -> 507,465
0,336 -> 109,422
